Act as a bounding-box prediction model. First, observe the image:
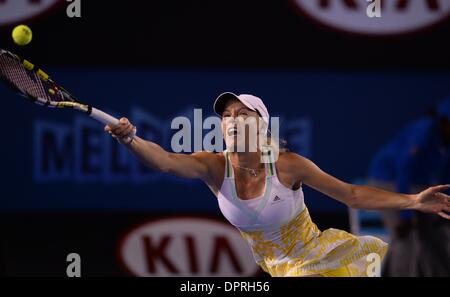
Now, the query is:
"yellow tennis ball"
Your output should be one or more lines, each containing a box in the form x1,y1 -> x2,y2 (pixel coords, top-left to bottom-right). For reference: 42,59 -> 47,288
12,25 -> 33,46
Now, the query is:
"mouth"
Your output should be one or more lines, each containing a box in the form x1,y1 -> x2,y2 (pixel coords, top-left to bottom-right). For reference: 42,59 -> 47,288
227,126 -> 238,137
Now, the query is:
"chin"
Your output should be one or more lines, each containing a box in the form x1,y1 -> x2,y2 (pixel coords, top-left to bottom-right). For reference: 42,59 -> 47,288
226,139 -> 259,153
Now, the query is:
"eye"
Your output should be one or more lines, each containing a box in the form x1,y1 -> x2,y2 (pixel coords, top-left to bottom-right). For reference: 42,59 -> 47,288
222,112 -> 231,118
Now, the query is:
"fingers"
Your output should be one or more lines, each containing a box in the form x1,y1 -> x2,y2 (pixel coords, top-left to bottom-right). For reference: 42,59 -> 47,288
435,192 -> 449,200
119,125 -> 135,138
105,118 -> 128,131
105,117 -> 135,140
111,118 -> 131,133
112,125 -> 133,138
429,184 -> 450,194
438,192 -> 450,199
432,193 -> 450,210
431,193 -> 450,212
111,117 -> 129,130
438,211 -> 450,220
439,194 -> 450,208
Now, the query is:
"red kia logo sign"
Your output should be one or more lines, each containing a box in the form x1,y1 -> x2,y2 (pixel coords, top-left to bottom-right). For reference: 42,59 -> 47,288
118,216 -> 260,277
292,0 -> 450,35
0,0 -> 61,26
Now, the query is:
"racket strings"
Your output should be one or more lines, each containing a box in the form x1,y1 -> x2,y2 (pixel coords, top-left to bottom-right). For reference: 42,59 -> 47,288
0,50 -> 87,113
0,54 -> 50,104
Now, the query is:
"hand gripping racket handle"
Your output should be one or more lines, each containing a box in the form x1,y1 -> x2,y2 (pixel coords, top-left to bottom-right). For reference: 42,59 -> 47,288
90,107 -> 135,143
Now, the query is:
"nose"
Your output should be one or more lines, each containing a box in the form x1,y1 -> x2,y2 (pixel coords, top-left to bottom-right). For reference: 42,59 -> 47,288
224,116 -> 237,124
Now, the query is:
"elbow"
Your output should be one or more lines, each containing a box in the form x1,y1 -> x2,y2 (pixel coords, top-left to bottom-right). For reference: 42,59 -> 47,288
156,152 -> 174,174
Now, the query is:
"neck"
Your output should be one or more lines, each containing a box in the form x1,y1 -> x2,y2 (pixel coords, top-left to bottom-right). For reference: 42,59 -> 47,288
229,150 -> 263,170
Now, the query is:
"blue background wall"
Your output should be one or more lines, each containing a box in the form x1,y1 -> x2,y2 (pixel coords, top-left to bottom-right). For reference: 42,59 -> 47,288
1,69 -> 449,213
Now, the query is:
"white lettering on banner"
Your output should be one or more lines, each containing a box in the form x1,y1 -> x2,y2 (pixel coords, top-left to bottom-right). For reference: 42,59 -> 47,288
292,0 -> 450,35
118,217 -> 260,277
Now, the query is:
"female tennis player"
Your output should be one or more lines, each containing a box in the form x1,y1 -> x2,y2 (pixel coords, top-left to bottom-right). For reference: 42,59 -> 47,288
105,92 -> 450,277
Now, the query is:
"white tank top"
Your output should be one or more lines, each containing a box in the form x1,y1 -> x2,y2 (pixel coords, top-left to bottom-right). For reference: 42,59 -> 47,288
216,150 -> 306,231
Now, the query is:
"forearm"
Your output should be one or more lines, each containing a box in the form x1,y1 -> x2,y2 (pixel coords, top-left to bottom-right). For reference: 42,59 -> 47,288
123,136 -> 172,173
349,184 -> 417,210
122,136 -> 210,179
107,118 -> 211,180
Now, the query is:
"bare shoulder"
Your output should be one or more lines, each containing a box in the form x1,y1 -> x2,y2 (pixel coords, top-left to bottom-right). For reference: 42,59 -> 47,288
276,151 -> 313,180
277,151 -> 307,168
191,151 -> 225,186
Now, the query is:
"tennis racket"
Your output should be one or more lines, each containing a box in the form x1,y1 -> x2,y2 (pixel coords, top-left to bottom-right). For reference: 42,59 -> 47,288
0,48 -> 134,142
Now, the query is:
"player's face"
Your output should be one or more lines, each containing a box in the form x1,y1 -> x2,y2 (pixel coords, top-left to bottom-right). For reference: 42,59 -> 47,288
221,99 -> 261,152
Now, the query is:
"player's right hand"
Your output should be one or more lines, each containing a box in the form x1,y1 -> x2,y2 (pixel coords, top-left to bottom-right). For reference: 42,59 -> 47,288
105,117 -> 136,145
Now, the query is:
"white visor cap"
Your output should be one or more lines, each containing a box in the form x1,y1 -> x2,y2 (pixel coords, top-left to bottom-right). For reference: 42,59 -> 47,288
213,92 -> 269,124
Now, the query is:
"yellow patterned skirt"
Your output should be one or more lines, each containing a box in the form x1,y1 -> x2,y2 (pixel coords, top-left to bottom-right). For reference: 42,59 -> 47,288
239,207 -> 388,277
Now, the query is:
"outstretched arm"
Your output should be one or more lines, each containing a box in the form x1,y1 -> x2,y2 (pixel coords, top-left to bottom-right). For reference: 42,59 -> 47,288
105,118 -> 214,181
286,153 -> 450,219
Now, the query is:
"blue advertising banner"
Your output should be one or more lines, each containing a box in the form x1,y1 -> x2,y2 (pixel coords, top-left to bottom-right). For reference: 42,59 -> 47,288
1,69 -> 449,212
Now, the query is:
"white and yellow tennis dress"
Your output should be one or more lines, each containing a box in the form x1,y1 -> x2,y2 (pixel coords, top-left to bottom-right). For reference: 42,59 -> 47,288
216,151 -> 388,277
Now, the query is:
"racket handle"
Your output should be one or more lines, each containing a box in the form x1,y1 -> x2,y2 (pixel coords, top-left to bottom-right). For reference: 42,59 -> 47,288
90,107 -> 120,125
90,107 -> 135,143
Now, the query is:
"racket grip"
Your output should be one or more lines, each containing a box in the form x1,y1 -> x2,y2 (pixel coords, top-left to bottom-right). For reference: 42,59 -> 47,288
90,107 -> 135,143
90,107 -> 120,125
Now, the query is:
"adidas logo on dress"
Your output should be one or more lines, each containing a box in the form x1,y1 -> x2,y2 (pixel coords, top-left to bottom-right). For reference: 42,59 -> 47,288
272,195 -> 283,204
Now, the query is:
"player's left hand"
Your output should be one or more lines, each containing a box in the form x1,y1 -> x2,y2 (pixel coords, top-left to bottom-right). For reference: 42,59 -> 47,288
413,184 -> 450,219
